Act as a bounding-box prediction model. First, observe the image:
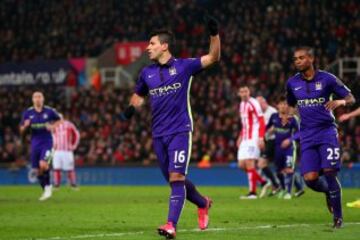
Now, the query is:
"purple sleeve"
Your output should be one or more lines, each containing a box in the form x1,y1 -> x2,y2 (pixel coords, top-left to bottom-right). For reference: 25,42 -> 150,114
50,108 -> 61,121
134,70 -> 148,96
266,113 -> 276,130
20,110 -> 29,125
286,81 -> 297,107
329,76 -> 351,98
184,58 -> 202,75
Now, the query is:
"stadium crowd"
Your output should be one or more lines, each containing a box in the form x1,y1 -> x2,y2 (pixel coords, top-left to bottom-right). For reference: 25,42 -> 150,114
0,0 -> 359,166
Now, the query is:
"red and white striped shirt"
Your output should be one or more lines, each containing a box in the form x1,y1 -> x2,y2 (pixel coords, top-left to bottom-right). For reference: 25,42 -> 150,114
53,120 -> 80,151
239,97 -> 265,140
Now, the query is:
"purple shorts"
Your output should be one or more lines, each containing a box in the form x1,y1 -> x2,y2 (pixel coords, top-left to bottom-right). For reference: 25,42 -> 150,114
30,143 -> 53,168
300,136 -> 341,175
274,146 -> 295,172
153,131 -> 192,181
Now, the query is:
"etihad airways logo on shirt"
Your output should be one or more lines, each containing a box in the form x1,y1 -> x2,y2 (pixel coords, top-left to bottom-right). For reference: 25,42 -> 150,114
297,97 -> 326,107
149,82 -> 182,97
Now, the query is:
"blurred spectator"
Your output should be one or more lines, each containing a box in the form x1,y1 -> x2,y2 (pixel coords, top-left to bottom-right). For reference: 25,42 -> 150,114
0,0 -> 359,165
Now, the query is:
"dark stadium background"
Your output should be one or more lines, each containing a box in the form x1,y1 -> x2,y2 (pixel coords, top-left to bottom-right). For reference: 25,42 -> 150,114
0,0 -> 359,184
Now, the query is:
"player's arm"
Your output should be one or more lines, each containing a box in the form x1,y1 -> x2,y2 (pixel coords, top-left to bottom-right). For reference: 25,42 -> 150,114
200,15 -> 221,69
19,111 -> 30,134
325,93 -> 355,111
339,107 -> 360,122
70,123 -> 81,150
325,77 -> 355,111
119,93 -> 145,121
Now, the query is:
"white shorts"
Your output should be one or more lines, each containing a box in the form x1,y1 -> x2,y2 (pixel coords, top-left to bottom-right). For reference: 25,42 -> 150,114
237,139 -> 260,161
52,150 -> 75,171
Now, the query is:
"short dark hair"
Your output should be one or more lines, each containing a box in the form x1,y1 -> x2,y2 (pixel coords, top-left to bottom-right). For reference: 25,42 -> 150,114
149,29 -> 175,52
294,46 -> 314,57
238,83 -> 249,89
276,95 -> 287,103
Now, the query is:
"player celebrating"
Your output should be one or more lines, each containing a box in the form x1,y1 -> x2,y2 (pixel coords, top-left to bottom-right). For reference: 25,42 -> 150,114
267,96 -> 304,199
237,85 -> 269,199
20,91 -> 61,201
286,47 -> 355,228
119,15 -> 220,239
256,96 -> 281,196
52,114 -> 80,189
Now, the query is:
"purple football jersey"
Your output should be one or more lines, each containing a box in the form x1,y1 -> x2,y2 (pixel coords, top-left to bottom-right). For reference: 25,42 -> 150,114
135,57 -> 202,137
286,70 -> 351,146
21,106 -> 61,146
267,113 -> 299,146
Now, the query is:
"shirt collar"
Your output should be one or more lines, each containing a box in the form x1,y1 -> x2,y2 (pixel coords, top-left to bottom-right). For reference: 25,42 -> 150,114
158,57 -> 175,68
300,69 -> 319,82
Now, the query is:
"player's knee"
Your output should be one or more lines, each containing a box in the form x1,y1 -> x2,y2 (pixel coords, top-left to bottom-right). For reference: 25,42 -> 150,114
303,172 -> 318,181
169,172 -> 185,182
258,158 -> 267,168
39,160 -> 49,172
283,168 -> 294,174
238,161 -> 245,169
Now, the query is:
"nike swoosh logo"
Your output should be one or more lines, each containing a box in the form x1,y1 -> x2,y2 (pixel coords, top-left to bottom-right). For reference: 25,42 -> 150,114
294,87 -> 302,91
148,74 -> 155,78
174,165 -> 182,169
330,162 -> 337,166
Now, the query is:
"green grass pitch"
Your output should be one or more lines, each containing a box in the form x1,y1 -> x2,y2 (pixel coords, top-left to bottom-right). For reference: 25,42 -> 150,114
0,186 -> 359,240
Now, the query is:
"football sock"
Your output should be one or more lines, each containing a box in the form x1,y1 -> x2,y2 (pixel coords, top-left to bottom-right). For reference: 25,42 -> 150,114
168,181 -> 186,227
53,170 -> 61,187
277,172 -> 285,190
68,170 -> 77,186
247,169 -> 257,193
324,172 -> 342,219
251,168 -> 266,185
294,173 -> 304,191
37,175 -> 45,189
284,173 -> 294,194
262,167 -> 279,188
305,177 -> 328,193
185,179 -> 206,208
43,170 -> 50,186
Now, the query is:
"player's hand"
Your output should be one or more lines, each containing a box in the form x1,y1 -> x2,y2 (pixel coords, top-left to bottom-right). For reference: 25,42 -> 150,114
236,136 -> 242,148
119,105 -> 136,121
204,13 -> 219,36
45,123 -> 55,132
338,113 -> 350,122
324,100 -> 346,111
258,138 -> 265,151
23,119 -> 31,128
281,139 -> 291,149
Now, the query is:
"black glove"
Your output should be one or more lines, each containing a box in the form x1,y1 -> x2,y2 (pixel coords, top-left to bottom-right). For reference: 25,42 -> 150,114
204,14 -> 219,36
119,105 -> 135,121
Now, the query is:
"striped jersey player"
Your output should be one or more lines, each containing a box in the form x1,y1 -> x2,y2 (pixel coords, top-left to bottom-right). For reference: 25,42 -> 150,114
52,117 -> 80,188
236,85 -> 269,199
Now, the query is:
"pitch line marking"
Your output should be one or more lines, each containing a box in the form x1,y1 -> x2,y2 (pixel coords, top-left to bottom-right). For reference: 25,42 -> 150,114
28,222 -> 360,240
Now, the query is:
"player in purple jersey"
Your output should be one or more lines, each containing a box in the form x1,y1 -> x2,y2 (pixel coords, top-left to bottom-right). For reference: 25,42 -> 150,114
286,47 -> 355,228
267,96 -> 304,199
20,91 -> 61,201
120,15 -> 220,239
